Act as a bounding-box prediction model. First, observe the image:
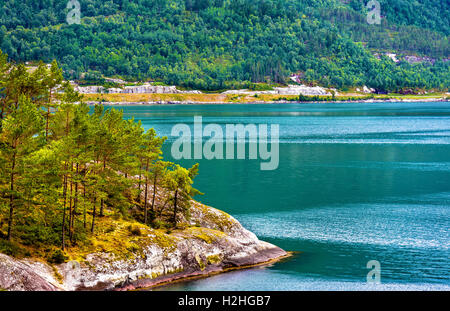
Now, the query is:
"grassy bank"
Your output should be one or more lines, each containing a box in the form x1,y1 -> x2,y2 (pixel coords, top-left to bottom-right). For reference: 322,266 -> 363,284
0,204 -> 231,265
82,92 -> 449,104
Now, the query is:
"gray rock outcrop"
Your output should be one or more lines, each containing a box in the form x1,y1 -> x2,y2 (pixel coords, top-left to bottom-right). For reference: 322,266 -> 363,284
0,202 -> 287,291
74,83 -> 202,95
222,85 -> 331,96
0,254 -> 59,291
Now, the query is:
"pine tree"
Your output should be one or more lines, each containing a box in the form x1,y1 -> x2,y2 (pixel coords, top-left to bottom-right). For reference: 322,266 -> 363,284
165,164 -> 201,228
0,56 -> 204,254
0,50 -> 11,123
139,129 -> 166,225
42,60 -> 63,141
150,161 -> 172,224
0,95 -> 44,241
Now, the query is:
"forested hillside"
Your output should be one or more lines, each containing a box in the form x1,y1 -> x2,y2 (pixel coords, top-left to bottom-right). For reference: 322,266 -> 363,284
0,0 -> 448,92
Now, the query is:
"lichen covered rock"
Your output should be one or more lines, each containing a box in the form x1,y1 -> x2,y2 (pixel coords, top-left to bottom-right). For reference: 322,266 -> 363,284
0,254 -> 59,291
0,203 -> 287,291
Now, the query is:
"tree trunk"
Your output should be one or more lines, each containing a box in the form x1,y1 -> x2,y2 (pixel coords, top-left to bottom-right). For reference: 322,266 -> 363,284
159,198 -> 169,218
172,189 -> 178,228
91,196 -> 97,234
45,90 -> 52,140
100,160 -> 106,217
137,158 -> 143,203
144,160 -> 149,224
70,163 -> 79,244
83,181 -> 87,229
61,172 -> 68,250
45,106 -> 50,140
7,149 -> 17,241
151,174 -> 158,222
144,178 -> 149,224
68,180 -> 73,242
137,172 -> 142,203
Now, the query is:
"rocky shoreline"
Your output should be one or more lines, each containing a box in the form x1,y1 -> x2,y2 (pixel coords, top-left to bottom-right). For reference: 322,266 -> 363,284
0,203 -> 288,291
117,247 -> 290,291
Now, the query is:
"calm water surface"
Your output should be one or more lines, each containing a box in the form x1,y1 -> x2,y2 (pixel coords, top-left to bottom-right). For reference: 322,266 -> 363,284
109,102 -> 450,291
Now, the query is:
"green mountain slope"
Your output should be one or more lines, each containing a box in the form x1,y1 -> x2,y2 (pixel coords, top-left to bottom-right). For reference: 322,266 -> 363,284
0,0 -> 448,92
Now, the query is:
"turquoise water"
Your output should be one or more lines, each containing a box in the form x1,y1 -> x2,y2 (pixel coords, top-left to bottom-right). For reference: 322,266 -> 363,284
111,102 -> 450,291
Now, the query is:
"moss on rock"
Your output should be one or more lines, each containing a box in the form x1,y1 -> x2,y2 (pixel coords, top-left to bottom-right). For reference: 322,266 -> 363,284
207,254 -> 222,265
185,227 -> 227,244
195,254 -> 206,271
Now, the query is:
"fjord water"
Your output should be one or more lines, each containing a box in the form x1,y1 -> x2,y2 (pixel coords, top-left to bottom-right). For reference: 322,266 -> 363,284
113,102 -> 450,291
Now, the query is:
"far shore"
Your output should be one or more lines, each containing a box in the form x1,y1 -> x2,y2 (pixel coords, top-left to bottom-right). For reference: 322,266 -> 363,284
82,92 -> 449,106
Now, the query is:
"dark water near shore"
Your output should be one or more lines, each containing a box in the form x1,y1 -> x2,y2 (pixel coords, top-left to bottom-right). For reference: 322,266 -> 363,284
110,102 -> 450,291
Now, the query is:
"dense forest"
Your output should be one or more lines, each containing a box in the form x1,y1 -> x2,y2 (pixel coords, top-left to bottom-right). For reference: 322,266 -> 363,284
0,0 -> 449,91
0,53 -> 200,259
